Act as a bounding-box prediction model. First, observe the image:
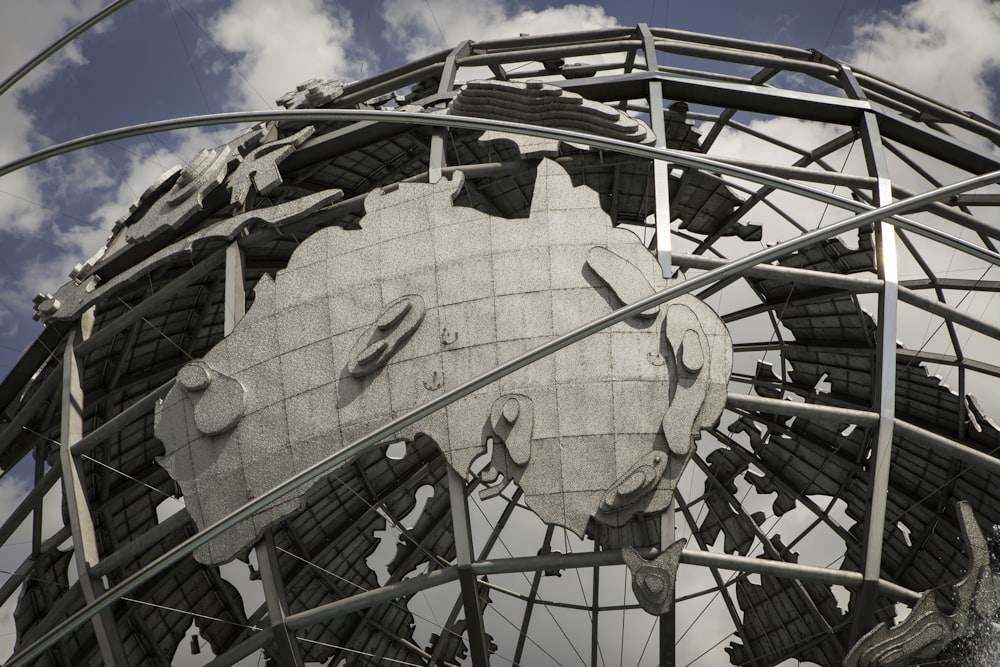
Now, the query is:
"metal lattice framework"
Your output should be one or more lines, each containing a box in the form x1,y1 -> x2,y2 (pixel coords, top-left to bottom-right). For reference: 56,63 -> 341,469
2,15 -> 1000,667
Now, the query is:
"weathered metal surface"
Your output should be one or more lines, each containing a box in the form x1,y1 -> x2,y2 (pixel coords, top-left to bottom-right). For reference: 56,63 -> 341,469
844,501 -> 1000,667
5,23 -> 1000,667
449,79 -> 655,145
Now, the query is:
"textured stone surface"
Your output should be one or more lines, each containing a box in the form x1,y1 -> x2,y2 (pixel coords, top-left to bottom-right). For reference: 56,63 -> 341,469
623,540 -> 687,615
125,146 -> 232,245
276,77 -> 344,109
450,79 -> 656,145
34,189 -> 343,323
228,124 -> 316,210
155,157 -> 732,564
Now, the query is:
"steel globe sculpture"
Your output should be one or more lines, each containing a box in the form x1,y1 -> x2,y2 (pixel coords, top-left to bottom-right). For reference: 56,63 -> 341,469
2,21 -> 1000,667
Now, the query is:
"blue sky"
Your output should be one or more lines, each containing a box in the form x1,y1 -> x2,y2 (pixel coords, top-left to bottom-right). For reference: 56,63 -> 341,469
0,0 -> 998,378
1,1 -> 1000,664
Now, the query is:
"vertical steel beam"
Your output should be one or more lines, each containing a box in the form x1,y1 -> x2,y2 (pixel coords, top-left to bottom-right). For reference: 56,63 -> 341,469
18,173 -> 994,666
841,65 -> 900,641
328,462 -> 456,665
257,531 -> 305,666
513,524 -> 555,666
429,41 -> 472,183
674,489 -> 761,666
659,503 -> 676,666
590,544 -> 600,667
32,444 -> 45,556
59,313 -> 129,667
429,487 -> 523,665
691,453 -> 847,657
639,23 -> 672,277
224,241 -> 246,334
447,467 -> 491,667
226,240 -> 306,665
643,25 -> 677,648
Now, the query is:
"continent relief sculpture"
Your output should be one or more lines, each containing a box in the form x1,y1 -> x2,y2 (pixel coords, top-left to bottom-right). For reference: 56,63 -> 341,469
152,81 -> 733,617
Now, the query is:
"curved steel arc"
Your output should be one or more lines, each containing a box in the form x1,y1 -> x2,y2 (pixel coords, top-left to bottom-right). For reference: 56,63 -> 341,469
285,549 -> 921,633
0,109 -> 998,264
0,0 -> 136,98
8,167 -> 1000,667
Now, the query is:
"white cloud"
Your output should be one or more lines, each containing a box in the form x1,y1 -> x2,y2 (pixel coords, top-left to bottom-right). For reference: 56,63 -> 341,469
0,0 -> 109,94
0,0 -> 112,239
381,0 -> 619,62
699,116 -> 860,247
0,99 -> 50,238
207,0 -> 369,110
847,0 -> 1000,119
0,0 -> 126,342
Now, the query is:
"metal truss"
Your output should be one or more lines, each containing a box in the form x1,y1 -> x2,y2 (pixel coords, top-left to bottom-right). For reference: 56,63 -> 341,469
2,13 -> 1000,667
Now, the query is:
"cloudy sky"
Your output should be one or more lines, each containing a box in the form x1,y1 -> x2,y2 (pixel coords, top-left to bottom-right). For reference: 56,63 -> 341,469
1,0 -> 999,664
1,0 -> 999,377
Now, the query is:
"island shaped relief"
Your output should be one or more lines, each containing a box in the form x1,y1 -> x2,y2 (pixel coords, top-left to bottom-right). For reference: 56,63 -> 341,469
155,148 -> 731,571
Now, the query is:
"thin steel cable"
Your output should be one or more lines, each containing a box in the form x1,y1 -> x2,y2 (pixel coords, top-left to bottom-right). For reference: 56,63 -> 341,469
334,477 -> 454,633
485,599 -> 568,667
275,546 -> 368,594
764,405 -> 1000,590
12,170 -> 1000,667
121,596 -> 261,631
114,296 -> 195,361
562,528 -> 607,667
635,611 -> 658,666
297,636 -> 427,667
812,141 -> 856,231
19,426 -> 177,503
468,492 -> 588,666
8,109 -> 1000,267
171,0 -> 271,109
676,567 -> 732,645
327,469 -> 450,567
80,453 -> 177,500
695,436 -> 848,567
103,138 -> 182,176
97,143 -> 138,201
422,0 -> 448,49
60,420 -> 487,663
822,0 -> 850,50
691,599 -> 903,667
0,567 -> 75,589
723,417 -> 1000,644
684,628 -> 734,666
564,529 -> 591,617
0,189 -> 97,227
150,132 -> 190,166
275,544 -> 505,663
27,394 -> 473,660
865,0 -> 882,70
0,540 -> 32,549
167,0 -> 224,145
689,280 -> 797,532
906,265 -> 995,377
678,444 -> 850,655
